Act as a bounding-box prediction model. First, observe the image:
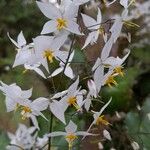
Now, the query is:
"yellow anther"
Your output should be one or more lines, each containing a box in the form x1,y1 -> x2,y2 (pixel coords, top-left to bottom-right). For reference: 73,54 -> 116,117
65,133 -> 77,150
123,20 -> 140,28
105,75 -> 118,88
113,66 -> 124,77
98,26 -> 104,34
67,96 -> 80,110
56,18 -> 67,30
96,115 -> 110,126
21,106 -> 32,120
43,49 -> 54,63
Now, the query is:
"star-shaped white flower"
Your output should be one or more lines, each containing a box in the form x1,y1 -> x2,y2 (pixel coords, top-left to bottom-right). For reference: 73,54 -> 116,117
47,120 -> 93,149
36,1 -> 82,35
33,33 -> 68,72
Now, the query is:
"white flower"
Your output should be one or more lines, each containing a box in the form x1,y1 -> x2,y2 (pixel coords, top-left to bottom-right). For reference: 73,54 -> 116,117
36,1 -> 82,35
33,34 -> 68,72
7,124 -> 36,150
82,8 -> 106,49
47,120 -> 93,149
18,97 -> 49,129
8,31 -> 26,49
59,77 -> 85,112
0,81 -> 32,112
50,77 -> 86,124
49,51 -> 75,79
87,98 -> 112,132
8,31 -> 46,78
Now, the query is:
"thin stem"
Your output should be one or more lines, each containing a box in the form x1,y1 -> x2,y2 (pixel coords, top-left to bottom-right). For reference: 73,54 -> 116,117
48,112 -> 54,150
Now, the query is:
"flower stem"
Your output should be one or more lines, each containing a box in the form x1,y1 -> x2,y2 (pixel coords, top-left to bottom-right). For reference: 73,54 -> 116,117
48,112 -> 53,150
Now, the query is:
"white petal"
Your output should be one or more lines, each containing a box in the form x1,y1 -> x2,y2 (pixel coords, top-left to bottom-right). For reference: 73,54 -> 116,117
51,90 -> 68,99
67,21 -> 82,35
47,132 -> 66,137
7,32 -> 19,48
49,67 -> 63,78
94,65 -> 104,93
76,131 -> 93,136
120,0 -> 128,8
68,76 -> 79,95
31,97 -> 49,111
97,98 -> 112,117
101,37 -> 114,61
103,130 -> 111,141
81,13 -> 97,29
30,115 -> 39,130
41,20 -> 57,34
65,120 -> 77,133
50,100 -> 66,124
64,66 -> 74,79
17,31 -> 26,48
34,67 -> 47,79
21,88 -> 32,99
36,1 -> 61,19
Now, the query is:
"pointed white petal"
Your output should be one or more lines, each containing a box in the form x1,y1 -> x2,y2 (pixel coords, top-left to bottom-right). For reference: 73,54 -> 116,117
41,20 -> 57,34
50,101 -> 66,124
67,21 -> 82,35
65,120 -> 77,133
36,1 -> 61,19
47,132 -> 66,137
17,31 -> 26,47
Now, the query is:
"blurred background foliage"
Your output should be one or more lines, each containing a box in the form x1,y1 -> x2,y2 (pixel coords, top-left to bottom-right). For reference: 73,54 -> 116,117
0,0 -> 150,149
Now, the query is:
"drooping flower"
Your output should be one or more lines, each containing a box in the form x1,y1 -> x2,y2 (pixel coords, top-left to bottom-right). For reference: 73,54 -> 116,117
86,98 -> 112,133
81,8 -> 107,49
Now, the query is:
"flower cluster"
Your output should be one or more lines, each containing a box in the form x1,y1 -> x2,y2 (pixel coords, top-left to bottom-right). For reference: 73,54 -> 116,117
0,0 -> 139,149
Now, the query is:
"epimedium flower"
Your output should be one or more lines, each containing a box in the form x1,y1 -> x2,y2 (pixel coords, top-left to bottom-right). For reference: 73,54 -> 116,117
7,124 -> 36,150
59,77 -> 86,112
50,77 -> 86,124
47,120 -> 93,149
16,97 -> 49,129
0,81 -> 32,112
36,1 -> 82,35
0,81 -> 49,129
33,33 -> 68,72
8,31 -> 46,79
81,8 -> 107,49
86,98 -> 112,133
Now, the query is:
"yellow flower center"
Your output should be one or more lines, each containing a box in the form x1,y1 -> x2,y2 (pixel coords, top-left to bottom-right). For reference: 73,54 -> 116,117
43,49 -> 54,63
65,133 -> 77,149
98,26 -> 104,34
96,115 -> 110,126
56,18 -> 67,30
21,106 -> 32,120
113,66 -> 124,77
105,75 -> 118,88
67,96 -> 80,110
